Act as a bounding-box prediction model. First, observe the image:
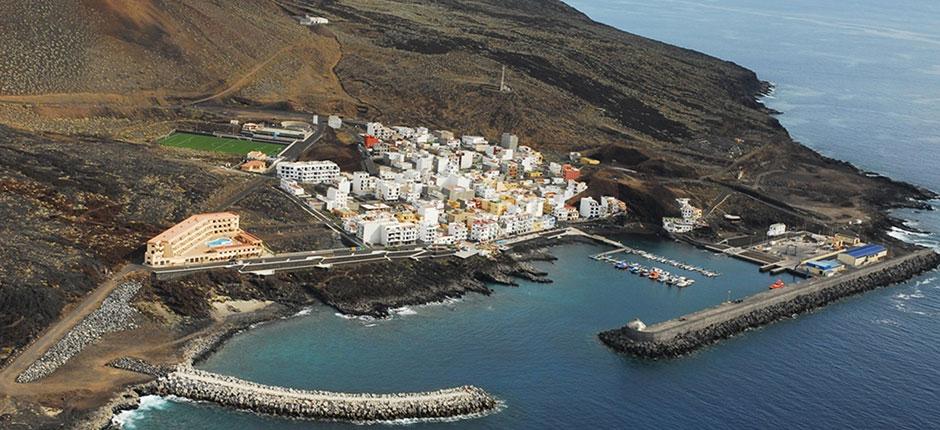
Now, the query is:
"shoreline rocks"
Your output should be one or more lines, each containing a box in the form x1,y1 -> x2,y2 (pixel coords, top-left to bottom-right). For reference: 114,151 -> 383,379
600,250 -> 940,358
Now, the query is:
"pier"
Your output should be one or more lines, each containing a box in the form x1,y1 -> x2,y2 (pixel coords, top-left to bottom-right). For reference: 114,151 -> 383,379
144,367 -> 499,422
592,247 -> 719,278
600,249 -> 940,358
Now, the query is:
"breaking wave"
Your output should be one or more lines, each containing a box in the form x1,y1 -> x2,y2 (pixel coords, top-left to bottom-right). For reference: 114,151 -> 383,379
111,395 -> 173,429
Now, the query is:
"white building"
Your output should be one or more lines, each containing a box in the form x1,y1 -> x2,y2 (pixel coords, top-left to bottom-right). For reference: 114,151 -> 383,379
663,198 -> 704,234
381,222 -> 418,246
357,219 -> 388,245
461,135 -> 487,147
459,151 -> 474,169
366,122 -> 394,140
323,187 -> 348,211
417,205 -> 440,225
280,178 -> 305,196
448,222 -> 469,242
335,177 -> 352,194
580,197 -> 602,219
469,220 -> 500,242
540,215 -> 557,230
418,222 -> 441,243
376,180 -> 401,201
768,223 -> 787,237
277,161 -> 340,184
328,115 -> 342,129
352,171 -> 376,195
298,15 -> 329,25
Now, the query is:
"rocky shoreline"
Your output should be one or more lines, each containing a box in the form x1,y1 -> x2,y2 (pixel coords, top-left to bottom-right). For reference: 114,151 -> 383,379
599,249 -> 940,358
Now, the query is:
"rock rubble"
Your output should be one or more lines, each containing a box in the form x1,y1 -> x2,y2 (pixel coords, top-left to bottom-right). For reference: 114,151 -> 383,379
16,282 -> 142,383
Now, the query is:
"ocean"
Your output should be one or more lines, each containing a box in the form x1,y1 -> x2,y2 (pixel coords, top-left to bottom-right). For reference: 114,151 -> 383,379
124,1 -> 940,428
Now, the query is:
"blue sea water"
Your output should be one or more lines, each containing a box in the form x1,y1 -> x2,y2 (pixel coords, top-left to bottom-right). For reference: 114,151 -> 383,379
126,1 -> 940,429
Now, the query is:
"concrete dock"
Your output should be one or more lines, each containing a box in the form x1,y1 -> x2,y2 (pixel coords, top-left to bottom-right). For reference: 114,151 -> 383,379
600,249 -> 940,358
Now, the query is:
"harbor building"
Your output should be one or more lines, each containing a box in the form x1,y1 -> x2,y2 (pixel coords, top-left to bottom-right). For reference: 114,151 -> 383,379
767,223 -> 787,237
838,244 -> 888,267
144,212 -> 264,267
803,259 -> 845,277
277,161 -> 341,184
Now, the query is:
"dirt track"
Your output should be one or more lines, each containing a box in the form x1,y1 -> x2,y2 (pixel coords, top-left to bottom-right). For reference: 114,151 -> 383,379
0,265 -> 143,396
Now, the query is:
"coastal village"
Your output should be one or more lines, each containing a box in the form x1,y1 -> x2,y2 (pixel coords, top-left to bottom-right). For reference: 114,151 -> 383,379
146,115 -> 891,289
146,118 -> 628,270
2,2 -> 939,429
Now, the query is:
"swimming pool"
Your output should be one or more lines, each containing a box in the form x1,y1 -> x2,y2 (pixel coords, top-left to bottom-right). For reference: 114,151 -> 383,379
206,238 -> 233,248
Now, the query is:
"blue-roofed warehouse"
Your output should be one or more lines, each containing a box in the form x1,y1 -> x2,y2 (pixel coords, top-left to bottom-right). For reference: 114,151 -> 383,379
803,259 -> 845,277
837,244 -> 888,267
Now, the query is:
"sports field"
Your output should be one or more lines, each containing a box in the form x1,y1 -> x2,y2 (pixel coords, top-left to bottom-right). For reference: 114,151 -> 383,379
159,132 -> 285,156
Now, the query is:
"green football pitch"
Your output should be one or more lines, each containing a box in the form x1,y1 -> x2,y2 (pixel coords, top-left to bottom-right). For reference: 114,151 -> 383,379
159,132 -> 285,156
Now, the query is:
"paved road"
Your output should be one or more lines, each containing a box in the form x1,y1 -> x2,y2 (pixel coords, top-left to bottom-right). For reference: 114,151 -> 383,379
212,176 -> 272,212
645,249 -> 934,338
151,246 -> 454,278
0,265 -> 143,393
279,121 -> 327,161
274,186 -> 367,248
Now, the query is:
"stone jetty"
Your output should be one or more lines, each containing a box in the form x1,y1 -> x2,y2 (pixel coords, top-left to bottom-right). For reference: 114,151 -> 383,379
144,367 -> 499,422
600,249 -> 940,358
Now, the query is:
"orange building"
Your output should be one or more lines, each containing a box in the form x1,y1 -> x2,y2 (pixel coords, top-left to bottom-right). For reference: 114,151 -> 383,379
562,164 -> 581,181
240,160 -> 267,173
144,212 -> 265,267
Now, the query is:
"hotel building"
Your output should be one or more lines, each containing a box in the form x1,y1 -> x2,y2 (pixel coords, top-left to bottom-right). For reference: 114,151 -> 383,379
144,212 -> 264,267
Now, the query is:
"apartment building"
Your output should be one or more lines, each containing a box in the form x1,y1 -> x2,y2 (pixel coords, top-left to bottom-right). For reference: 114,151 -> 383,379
144,212 -> 264,267
277,161 -> 340,184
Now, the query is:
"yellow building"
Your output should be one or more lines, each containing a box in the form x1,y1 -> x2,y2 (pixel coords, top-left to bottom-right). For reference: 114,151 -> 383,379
483,200 -> 509,216
395,212 -> 420,223
144,212 -> 264,267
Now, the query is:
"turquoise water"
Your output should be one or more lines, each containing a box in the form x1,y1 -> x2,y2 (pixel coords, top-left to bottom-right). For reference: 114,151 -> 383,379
126,1 -> 940,428
206,238 -> 233,248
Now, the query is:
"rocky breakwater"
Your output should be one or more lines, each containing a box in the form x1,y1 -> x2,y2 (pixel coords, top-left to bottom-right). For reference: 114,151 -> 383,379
16,282 -> 142,383
600,249 -> 940,359
144,367 -> 499,422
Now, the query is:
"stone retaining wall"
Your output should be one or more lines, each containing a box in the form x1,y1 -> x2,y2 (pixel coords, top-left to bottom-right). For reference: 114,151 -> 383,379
600,250 -> 940,358
16,282 -> 142,383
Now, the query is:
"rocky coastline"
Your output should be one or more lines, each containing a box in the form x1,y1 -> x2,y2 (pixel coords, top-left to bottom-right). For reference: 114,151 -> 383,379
599,249 -> 940,358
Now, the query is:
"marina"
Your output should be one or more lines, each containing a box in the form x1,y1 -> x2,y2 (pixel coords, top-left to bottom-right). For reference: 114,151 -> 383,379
591,244 -> 719,280
595,256 -> 696,287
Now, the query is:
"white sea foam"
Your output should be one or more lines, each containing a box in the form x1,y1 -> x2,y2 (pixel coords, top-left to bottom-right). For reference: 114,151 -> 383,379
294,307 -> 313,317
334,312 -> 377,322
111,395 -> 172,429
391,306 -> 418,316
887,227 -> 939,250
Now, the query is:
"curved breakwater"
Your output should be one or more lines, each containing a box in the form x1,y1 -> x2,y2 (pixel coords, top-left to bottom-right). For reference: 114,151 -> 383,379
143,367 -> 499,422
600,249 -> 940,358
